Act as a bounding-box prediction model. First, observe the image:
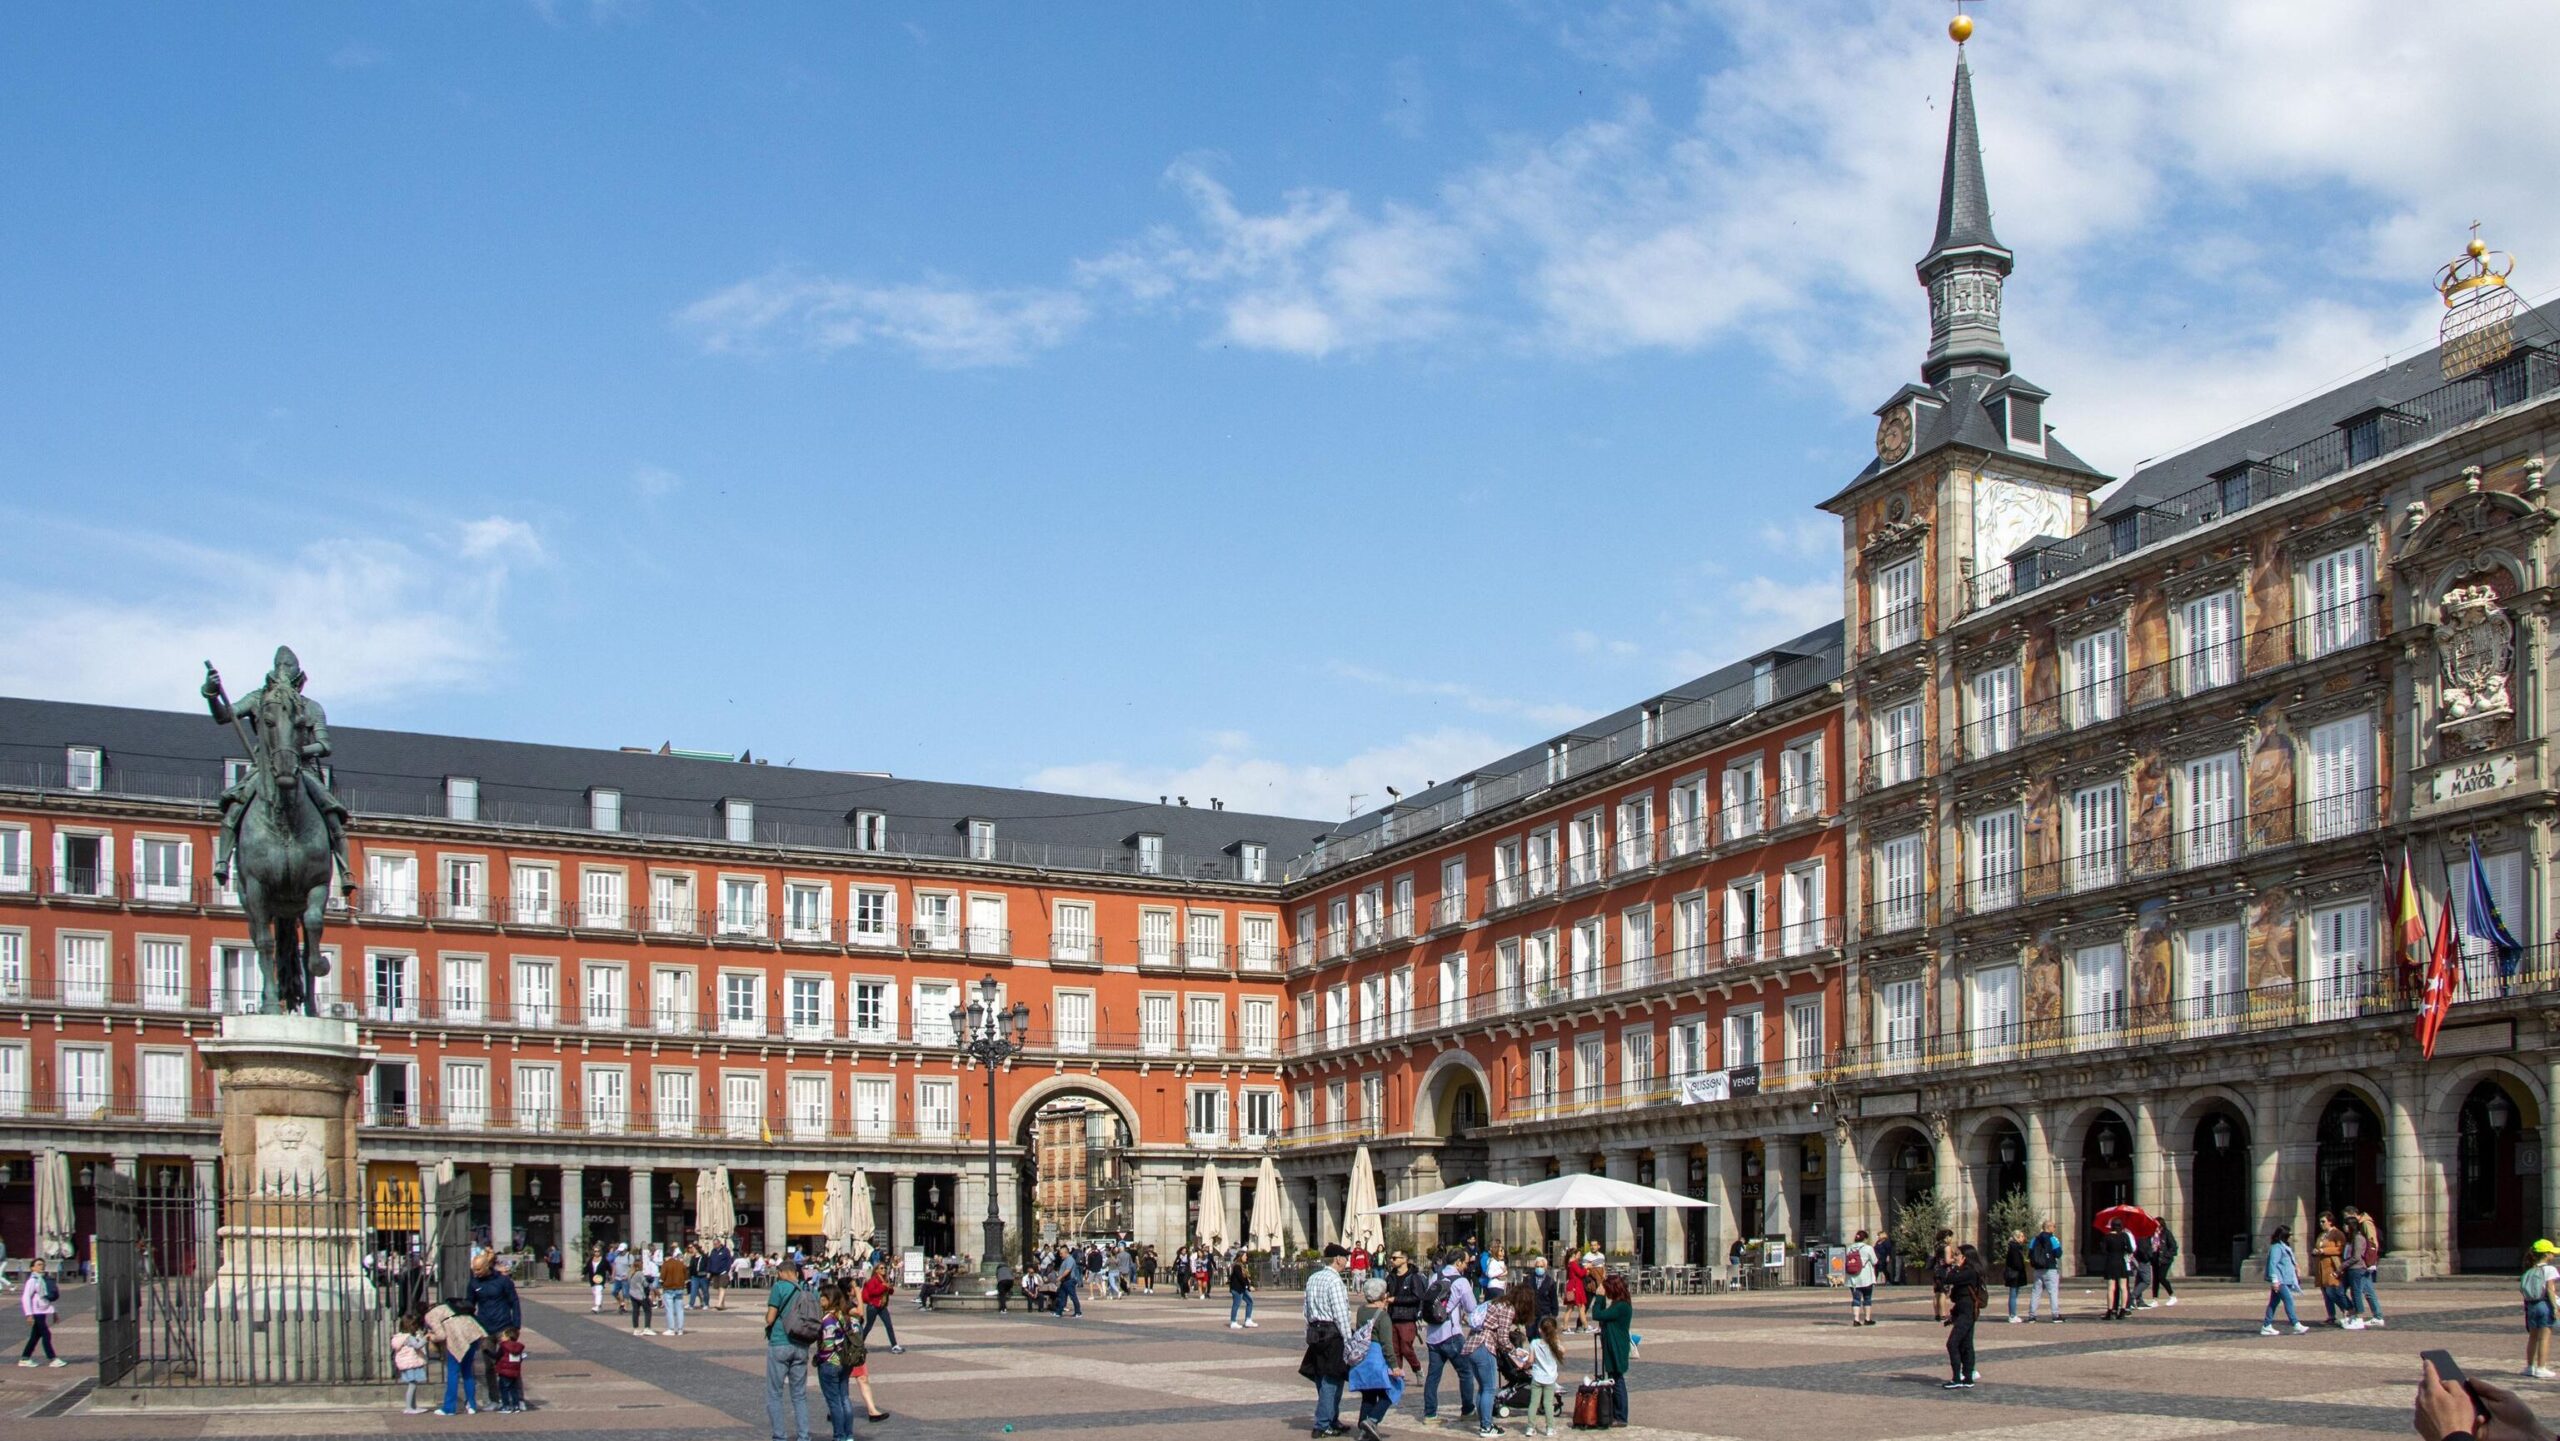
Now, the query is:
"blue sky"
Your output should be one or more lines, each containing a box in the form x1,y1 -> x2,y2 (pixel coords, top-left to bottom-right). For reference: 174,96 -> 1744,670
6,1 -> 2556,822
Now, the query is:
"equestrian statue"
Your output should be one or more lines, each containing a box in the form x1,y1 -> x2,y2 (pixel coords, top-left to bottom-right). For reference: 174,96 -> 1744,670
201,646 -> 357,1015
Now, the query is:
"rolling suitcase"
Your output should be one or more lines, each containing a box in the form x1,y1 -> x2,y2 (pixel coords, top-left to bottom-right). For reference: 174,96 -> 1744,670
1571,1333 -> 1613,1430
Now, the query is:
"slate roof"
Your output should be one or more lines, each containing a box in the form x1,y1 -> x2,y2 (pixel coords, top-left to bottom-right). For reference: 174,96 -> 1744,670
1929,53 -> 2005,257
1827,371 -> 2107,506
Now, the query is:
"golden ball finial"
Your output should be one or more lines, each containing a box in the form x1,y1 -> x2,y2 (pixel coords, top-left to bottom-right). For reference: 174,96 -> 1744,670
2469,236 -> 2489,259
1949,14 -> 1973,43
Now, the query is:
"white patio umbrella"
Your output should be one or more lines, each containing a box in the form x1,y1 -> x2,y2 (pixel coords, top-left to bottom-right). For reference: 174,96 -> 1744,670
1249,1154 -> 1290,1251
1487,1173 -> 1706,1256
35,1148 -> 73,1260
1378,1179 -> 1522,1214
1198,1159 -> 1232,1247
1342,1145 -> 1383,1250
847,1168 -> 877,1246
820,1174 -> 851,1252
694,1165 -> 734,1244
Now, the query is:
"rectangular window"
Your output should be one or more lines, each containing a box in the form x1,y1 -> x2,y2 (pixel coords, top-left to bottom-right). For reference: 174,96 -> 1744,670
853,811 -> 887,851
514,957 -> 558,1028
139,937 -> 187,1011
2303,543 -> 2374,657
913,979 -> 958,1044
366,853 -> 419,918
441,1060 -> 486,1129
2068,781 -> 2124,892
967,819 -> 996,861
2066,627 -> 2126,727
1615,793 -> 1654,872
722,1073 -> 764,1139
1622,1029 -> 1655,1093
1666,1021 -> 1705,1082
849,979 -> 891,1039
1568,813 -> 1604,886
510,863 -> 556,926
580,868 -> 628,929
443,858 -> 486,922
586,1065 -> 628,1135
718,877 -> 765,937
724,799 -> 754,845
787,1074 -> 827,1140
1141,993 -> 1176,1054
366,949 -> 415,1021
1387,967 -> 1413,1035
589,788 -> 621,832
65,746 -> 102,793
445,777 -> 479,822
1568,919 -> 1603,999
1724,878 -> 1765,962
57,1042 -> 106,1119
1187,1087 -> 1226,1143
852,1076 -> 891,1139
721,972 -> 764,1038
1723,1007 -> 1763,1069
2305,714 -> 2373,841
54,832 -> 108,898
1436,953 -> 1468,1025
1187,910 -> 1225,968
2178,589 -> 2241,694
1779,861 -> 1826,954
1785,996 -> 1824,1078
442,954 -> 487,1023
786,975 -> 828,1039
851,887 -> 896,946
1875,834 -> 1924,932
1874,701 -> 1923,787
1391,875 -> 1415,935
1970,963 -> 2020,1058
1667,777 -> 1707,855
1055,990 -> 1094,1053
583,961 -> 626,1029
2447,849 -> 2527,999
2180,752 -> 2242,867
2182,921 -> 2244,1035
2071,942 -> 2127,1045
964,893 -> 1008,955
647,871 -> 693,934
1672,894 -> 1707,976
1241,996 -> 1276,1056
0,1040 -> 22,1117
1969,809 -> 2020,912
1052,901 -> 1095,963
1721,759 -> 1764,840
1546,742 -> 1569,786
783,881 -> 830,942
1239,842 -> 1267,883
1527,1045 -> 1558,1108
1621,907 -> 1655,984
1873,555 -> 1921,651
649,966 -> 692,1033
2308,899 -> 2376,1021
1136,833 -> 1165,876
1358,975 -> 1384,1040
1140,908 -> 1176,966
135,836 -> 188,904
0,930 -> 26,1001
1575,1036 -> 1606,1099
1878,978 -> 1924,1068
1492,840 -> 1523,909
1968,664 -> 2020,758
1779,740 -> 1823,822
654,1068 -> 697,1137
0,825 -> 28,892
1526,828 -> 1558,897
1241,1089 -> 1278,1141
1240,914 -> 1279,970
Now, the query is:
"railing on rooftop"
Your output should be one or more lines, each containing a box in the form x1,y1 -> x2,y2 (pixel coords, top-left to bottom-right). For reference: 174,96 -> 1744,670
1973,346 -> 2560,609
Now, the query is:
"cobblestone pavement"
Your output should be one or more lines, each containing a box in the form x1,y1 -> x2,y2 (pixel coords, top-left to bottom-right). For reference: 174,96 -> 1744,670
0,1276 -> 2545,1441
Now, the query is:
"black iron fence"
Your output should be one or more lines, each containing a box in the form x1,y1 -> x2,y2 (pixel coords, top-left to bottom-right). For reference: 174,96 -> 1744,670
96,1172 -> 470,1389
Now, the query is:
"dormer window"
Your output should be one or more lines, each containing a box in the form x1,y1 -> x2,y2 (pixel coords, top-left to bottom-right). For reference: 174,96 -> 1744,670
723,798 -> 754,844
965,818 -> 996,861
2340,406 -> 2422,467
65,746 -> 101,793
1639,705 -> 1660,750
853,811 -> 887,852
1238,842 -> 1267,883
1753,658 -> 1777,708
1135,833 -> 1165,876
1458,778 -> 1478,818
589,788 -> 622,832
445,776 -> 479,822
224,758 -> 252,789
1545,742 -> 1569,786
2007,394 -> 2042,446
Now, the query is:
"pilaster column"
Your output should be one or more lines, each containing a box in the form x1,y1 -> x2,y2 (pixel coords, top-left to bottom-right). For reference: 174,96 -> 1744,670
2056,1158 -> 2085,1270
1703,1140 -> 1740,1262
2276,1145 -> 2317,1249
1657,1148 -> 1691,1264
2158,1146 -> 2192,1273
192,1156 -> 219,1266
1931,1112 -> 1965,1240
629,1166 -> 654,1249
763,1171 -> 788,1250
2022,1109 -> 2054,1236
489,1163 -> 515,1251
2385,1082 -> 2430,1279
889,1170 -> 917,1251
561,1165 -> 585,1248
1315,1174 -> 1343,1245
2130,1097 -> 2163,1216
2546,1057 -> 2560,1247
1768,1135 -> 1803,1243
1830,1121 -> 1866,1241
1602,1149 -> 1641,1257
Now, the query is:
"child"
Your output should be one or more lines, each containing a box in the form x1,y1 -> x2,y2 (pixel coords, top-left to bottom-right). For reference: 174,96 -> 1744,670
493,1326 -> 528,1412
1526,1316 -> 1562,1438
392,1311 -> 431,1415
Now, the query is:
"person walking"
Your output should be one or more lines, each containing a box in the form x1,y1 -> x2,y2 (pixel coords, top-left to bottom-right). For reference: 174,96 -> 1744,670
1228,1251 -> 1259,1328
1941,1243 -> 1985,1389
2098,1220 -> 2134,1320
16,1257 -> 62,1366
858,1264 -> 905,1352
588,1243 -> 609,1312
2342,1208 -> 2382,1326
1299,1244 -> 1354,1439
392,1310 -> 431,1413
1385,1249 -> 1425,1376
2523,1239 -> 2560,1379
491,1327 -> 528,1413
1457,1278 -> 1512,1439
1561,1250 -> 1589,1334
422,1299 -> 487,1415
764,1257 -> 818,1441
630,1256 -> 660,1336
1419,1250 -> 1481,1426
707,1239 -> 735,1311
2001,1230 -> 2029,1323
2259,1226 -> 2307,1335
1343,1276 -> 1403,1441
1844,1230 -> 1878,1327
1590,1272 -> 1635,1427
2027,1221 -> 2063,1322
660,1247 -> 691,1336
2313,1213 -> 2352,1327
2151,1223 -> 2181,1308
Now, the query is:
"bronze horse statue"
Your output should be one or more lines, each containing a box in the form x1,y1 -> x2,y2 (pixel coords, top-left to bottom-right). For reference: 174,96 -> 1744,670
206,653 -> 344,1015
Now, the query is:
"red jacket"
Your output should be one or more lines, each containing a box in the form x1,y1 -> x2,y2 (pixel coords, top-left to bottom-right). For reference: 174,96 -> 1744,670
861,1275 -> 892,1310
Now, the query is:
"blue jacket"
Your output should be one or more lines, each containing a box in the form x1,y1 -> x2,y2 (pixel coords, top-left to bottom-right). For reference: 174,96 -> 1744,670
2266,1241 -> 2300,1288
466,1272 -> 521,1333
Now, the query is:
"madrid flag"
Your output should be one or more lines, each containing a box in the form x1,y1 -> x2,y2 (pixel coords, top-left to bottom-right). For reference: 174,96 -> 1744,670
2417,889 -> 2460,1059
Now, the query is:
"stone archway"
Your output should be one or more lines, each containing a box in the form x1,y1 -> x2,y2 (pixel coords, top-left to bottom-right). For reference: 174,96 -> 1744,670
2312,1090 -> 2385,1225
1414,1052 -> 1493,1140
1006,1078 -> 1142,1251
1869,1124 -> 1936,1272
2455,1075 -> 2542,1273
2078,1111 -> 2133,1272
1971,1115 -> 2029,1249
2186,1106 -> 2253,1279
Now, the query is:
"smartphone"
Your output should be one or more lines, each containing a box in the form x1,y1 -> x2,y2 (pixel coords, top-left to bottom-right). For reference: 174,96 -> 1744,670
2422,1349 -> 2468,1386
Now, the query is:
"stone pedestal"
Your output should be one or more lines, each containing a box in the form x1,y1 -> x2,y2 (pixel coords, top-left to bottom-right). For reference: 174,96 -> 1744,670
196,1014 -> 381,1384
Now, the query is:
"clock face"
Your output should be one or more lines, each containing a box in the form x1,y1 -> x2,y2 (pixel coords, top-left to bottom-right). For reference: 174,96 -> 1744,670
1875,404 -> 1914,465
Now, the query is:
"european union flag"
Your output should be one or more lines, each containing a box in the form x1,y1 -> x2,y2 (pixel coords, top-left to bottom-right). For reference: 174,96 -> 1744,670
2466,838 -> 2525,976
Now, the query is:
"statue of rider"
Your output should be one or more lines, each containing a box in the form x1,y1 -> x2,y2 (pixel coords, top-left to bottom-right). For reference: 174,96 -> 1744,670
203,645 -> 356,894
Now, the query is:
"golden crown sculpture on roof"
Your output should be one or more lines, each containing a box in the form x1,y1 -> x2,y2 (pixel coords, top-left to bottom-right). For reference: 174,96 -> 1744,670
2438,225 -> 2519,380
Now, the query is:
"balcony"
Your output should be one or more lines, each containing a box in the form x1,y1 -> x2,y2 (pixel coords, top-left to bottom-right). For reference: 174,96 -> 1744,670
908,924 -> 961,954
1185,940 -> 1232,971
1430,893 -> 1467,931
504,896 -> 563,929
717,909 -> 772,942
646,903 -> 703,937
1563,853 -> 1606,892
1237,941 -> 1282,973
1612,832 -> 1655,875
578,901 -> 634,932
1049,934 -> 1104,970
961,926 -> 1012,959
1135,936 -> 1181,970
1270,1116 -> 1380,1150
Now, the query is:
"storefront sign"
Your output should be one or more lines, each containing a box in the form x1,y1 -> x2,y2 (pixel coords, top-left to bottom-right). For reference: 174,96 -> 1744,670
1679,1065 -> 1763,1106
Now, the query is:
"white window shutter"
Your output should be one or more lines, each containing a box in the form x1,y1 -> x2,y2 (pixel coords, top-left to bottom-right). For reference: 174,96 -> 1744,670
51,832 -> 64,894
178,841 -> 194,894
131,836 -> 144,891
99,832 -> 114,894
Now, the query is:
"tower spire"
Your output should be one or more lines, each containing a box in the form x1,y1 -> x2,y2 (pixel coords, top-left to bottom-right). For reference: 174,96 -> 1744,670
1917,20 -> 2013,385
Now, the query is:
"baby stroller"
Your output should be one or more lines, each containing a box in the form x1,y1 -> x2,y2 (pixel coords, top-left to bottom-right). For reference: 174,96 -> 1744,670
1490,1342 -> 1536,1418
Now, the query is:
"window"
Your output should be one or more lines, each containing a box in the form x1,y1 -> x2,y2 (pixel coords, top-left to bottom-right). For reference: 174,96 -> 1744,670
723,799 -> 754,844
2179,752 -> 2242,867
589,788 -> 621,832
139,937 -> 186,1011
1874,701 -> 1923,787
718,876 -> 766,937
783,881 -> 830,942
0,825 -> 27,892
514,957 -> 557,1027
2305,714 -> 2372,841
1785,996 -> 1824,1077
213,943 -> 258,1013
0,1041 -> 22,1118
1527,1045 -> 1558,1107
1568,813 -> 1603,886
1546,741 -> 1569,786
724,1073 -> 766,1139
649,871 -> 694,933
366,949 -> 416,1021
1242,996 -> 1276,1056
65,746 -> 101,792
1573,1036 -> 1605,1097
1967,664 -> 2019,758
442,954 -> 487,1023
2068,781 -> 2124,892
1241,1089 -> 1278,1141
851,887 -> 896,946
849,979 -> 892,1039
1055,991 -> 1094,1053
2066,627 -> 2125,726
1187,910 -> 1225,968
1723,1007 -> 1763,1069
1053,901 -> 1095,963
1640,704 -> 1660,749
1141,993 -> 1176,1054
721,972 -> 764,1038
587,1065 -> 629,1135
0,930 -> 24,1001
1358,975 -> 1384,1040
654,1068 -> 697,1137
649,965 -> 692,1033
2181,921 -> 2244,1035
2447,849 -> 2526,999
1779,740 -> 1823,822
443,858 -> 486,922
510,863 -> 557,926
1523,931 -> 1558,1002
367,1060 -> 413,1126
1721,759 -> 1764,840
1667,776 -> 1707,856
1615,794 -> 1654,871
1387,967 -> 1413,1035
966,819 -> 996,861
1872,556 -> 1921,651
852,1076 -> 891,1139
1437,953 -> 1468,1025
1324,982 -> 1348,1043
1492,840 -> 1523,908
1140,908 -> 1176,966
1568,919 -> 1602,998
1391,875 -> 1415,935
1526,828 -> 1558,897
1672,894 -> 1707,975
445,777 -> 479,822
785,1074 -> 829,1140
2303,544 -> 2374,657
1622,1029 -> 1655,1091
913,979 -> 958,1044
1724,878 -> 1765,961
1970,963 -> 2020,1057
135,837 -> 189,904
583,961 -> 626,1029
1875,833 -> 1924,932
2308,899 -> 2376,1021
786,975 -> 828,1039
1187,1087 -> 1226,1143
854,811 -> 887,852
581,868 -> 628,929
1136,833 -> 1165,876
2177,589 -> 2241,694
441,1060 -> 486,1129
365,853 -> 418,917
1780,861 -> 1827,954
1622,906 -> 1656,983
1969,809 -> 2020,912
223,757 -> 252,789
1240,914 -> 1279,970
1239,842 -> 1267,883
1878,978 -> 1924,1068
53,832 -> 108,897
1666,1020 -> 1705,1082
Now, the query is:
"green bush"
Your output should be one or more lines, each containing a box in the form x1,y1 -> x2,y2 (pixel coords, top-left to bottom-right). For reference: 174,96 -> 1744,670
1891,1190 -> 1952,1262
1983,1188 -> 2036,1251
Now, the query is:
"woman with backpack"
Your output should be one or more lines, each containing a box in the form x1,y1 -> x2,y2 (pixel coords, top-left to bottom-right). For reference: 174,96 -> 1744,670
16,1257 -> 62,1366
2521,1238 -> 2558,1378
1844,1230 -> 1878,1326
2001,1230 -> 2030,1323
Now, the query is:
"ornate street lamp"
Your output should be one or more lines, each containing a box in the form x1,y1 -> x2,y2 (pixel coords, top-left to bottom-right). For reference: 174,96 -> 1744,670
2488,1092 -> 2516,1131
950,975 -> 1031,1276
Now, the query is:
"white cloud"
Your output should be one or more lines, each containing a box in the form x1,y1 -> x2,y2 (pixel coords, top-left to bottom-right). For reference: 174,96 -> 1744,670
1325,660 -> 1593,729
1755,516 -> 1838,563
633,464 -> 682,499
0,516 -> 540,710
1566,629 -> 1640,659
1025,727 -> 1509,824
676,269 -> 1088,368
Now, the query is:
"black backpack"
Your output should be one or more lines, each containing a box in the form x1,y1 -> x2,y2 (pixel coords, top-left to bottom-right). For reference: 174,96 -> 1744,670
778,1281 -> 825,1346
1422,1275 -> 1455,1326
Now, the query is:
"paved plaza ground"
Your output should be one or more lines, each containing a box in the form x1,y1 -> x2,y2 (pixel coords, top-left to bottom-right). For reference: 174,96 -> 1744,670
0,1274 -> 2536,1441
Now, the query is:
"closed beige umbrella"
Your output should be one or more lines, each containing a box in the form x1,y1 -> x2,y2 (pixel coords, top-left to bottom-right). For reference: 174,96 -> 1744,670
848,1169 -> 877,1247
1343,1145 -> 1382,1251
694,1166 -> 734,1244
1249,1154 -> 1289,1252
820,1174 -> 851,1253
36,1149 -> 72,1260
1198,1159 -> 1231,1247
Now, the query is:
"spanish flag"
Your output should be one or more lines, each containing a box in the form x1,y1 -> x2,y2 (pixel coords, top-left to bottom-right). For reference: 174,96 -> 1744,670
2393,847 -> 2427,991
